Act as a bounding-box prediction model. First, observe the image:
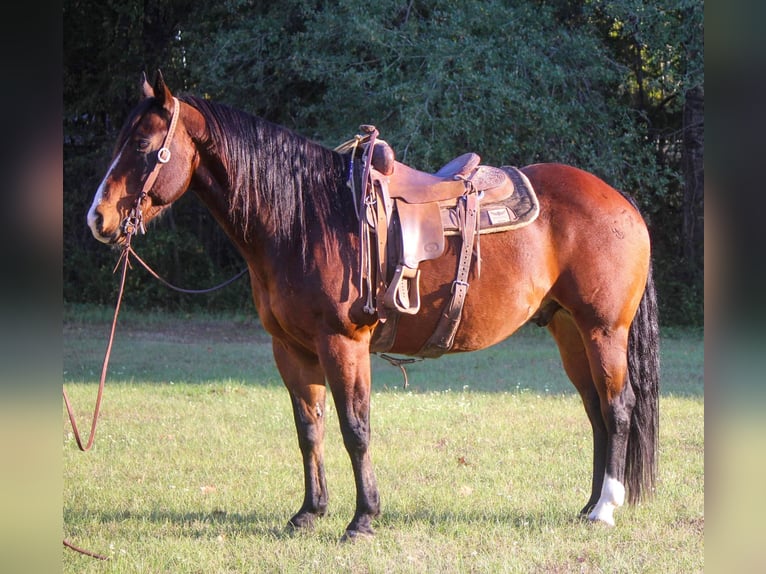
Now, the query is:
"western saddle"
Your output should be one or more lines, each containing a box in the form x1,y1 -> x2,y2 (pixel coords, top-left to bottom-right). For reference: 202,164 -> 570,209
338,125 -> 537,358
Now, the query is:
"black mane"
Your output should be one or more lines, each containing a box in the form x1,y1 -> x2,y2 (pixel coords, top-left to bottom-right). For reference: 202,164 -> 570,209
181,95 -> 354,258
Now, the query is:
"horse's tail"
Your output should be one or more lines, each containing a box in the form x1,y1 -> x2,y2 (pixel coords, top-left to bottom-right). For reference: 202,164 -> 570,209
624,259 -> 660,504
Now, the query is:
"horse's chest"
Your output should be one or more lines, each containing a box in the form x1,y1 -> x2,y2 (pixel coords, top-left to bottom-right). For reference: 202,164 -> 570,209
254,283 -> 335,346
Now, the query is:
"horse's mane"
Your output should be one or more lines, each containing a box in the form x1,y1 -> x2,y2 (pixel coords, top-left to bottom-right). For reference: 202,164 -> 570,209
181,95 -> 353,260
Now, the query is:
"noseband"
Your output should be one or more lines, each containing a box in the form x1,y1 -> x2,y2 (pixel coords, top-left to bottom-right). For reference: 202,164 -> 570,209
122,96 -> 180,236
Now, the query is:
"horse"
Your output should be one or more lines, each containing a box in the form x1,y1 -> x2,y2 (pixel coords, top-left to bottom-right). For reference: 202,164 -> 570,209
87,71 -> 659,539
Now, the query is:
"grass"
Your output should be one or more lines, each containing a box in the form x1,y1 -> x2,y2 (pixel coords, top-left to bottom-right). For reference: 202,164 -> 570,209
63,305 -> 703,572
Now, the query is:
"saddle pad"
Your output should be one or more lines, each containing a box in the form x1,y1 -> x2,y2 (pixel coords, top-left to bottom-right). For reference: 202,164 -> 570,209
441,166 -> 539,235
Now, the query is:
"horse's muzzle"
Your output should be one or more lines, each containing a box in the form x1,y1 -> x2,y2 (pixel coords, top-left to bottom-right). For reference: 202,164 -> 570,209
87,209 -> 123,245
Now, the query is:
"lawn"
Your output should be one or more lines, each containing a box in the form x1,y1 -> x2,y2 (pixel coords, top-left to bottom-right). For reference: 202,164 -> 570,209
63,306 -> 703,573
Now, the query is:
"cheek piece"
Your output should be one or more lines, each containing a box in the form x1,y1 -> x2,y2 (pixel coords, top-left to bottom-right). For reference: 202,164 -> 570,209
121,96 -> 180,237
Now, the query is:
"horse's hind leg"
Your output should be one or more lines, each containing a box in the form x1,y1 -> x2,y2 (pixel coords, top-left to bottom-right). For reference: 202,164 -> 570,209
272,340 -> 329,530
579,321 -> 635,526
548,308 -> 637,526
547,311 -> 608,516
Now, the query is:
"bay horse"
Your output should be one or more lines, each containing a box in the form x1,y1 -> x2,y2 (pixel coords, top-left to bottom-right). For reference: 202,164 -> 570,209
87,71 -> 659,539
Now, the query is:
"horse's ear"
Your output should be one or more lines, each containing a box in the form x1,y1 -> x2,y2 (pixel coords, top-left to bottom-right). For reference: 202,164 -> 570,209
152,69 -> 174,108
140,71 -> 154,99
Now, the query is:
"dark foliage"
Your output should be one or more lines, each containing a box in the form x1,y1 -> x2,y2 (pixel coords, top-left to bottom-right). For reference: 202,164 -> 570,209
64,0 -> 703,324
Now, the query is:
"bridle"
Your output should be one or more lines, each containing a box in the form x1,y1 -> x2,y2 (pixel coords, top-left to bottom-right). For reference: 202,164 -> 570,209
64,97 -> 181,453
121,96 -> 181,237
63,95 -> 246,559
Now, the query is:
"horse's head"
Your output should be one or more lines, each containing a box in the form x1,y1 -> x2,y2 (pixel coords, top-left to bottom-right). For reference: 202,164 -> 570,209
87,71 -> 203,245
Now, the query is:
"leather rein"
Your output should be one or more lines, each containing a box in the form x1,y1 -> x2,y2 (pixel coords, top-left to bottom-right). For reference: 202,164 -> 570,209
63,96 -> 246,559
63,97 -> 182,453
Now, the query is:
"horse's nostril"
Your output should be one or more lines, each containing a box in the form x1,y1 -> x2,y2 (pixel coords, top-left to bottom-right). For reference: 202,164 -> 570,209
87,205 -> 111,242
89,210 -> 103,233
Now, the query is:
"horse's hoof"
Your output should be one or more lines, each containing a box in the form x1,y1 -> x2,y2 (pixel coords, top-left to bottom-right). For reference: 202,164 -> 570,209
587,501 -> 618,527
286,512 -> 317,532
577,506 -> 615,527
339,528 -> 375,543
585,514 -> 616,527
579,503 -> 596,517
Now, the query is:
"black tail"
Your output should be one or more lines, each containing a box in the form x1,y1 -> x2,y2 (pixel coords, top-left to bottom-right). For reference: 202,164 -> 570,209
624,260 -> 660,504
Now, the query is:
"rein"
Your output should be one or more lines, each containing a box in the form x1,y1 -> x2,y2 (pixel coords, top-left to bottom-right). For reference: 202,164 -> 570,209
127,247 -> 249,294
62,240 -> 132,453
63,96 -> 182,454
61,233 -> 133,561
62,242 -> 248,452
63,97 -> 246,559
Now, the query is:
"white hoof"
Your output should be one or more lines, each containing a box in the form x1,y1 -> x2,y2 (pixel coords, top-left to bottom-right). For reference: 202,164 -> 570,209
588,502 -> 617,526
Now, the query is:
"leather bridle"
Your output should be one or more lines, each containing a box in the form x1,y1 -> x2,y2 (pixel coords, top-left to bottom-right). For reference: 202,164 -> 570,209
121,96 -> 180,237
63,95 -> 248,560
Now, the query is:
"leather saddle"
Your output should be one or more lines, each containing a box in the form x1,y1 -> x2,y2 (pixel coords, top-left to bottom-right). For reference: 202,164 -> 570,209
371,141 -> 514,205
365,136 -> 515,315
341,125 -> 538,357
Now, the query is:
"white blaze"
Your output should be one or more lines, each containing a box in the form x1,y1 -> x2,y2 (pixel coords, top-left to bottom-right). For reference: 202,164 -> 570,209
87,151 -> 123,243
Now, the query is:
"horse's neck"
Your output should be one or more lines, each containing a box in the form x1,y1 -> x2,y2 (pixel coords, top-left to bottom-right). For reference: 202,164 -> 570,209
190,162 -> 261,248
191,128 -> 355,284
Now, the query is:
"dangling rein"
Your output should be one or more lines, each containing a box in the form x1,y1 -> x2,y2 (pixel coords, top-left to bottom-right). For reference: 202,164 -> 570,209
63,97 -> 246,559
62,96 -> 182,456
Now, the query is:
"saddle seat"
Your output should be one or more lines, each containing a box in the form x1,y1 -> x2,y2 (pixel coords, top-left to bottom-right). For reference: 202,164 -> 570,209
371,140 -> 514,204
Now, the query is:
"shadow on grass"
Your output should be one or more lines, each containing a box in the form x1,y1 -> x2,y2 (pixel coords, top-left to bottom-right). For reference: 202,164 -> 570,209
375,505 -> 597,532
64,507 -> 296,539
63,504 -> 591,541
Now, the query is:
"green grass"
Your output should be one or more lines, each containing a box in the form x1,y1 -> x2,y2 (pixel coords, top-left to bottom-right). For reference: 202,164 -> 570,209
63,306 -> 703,572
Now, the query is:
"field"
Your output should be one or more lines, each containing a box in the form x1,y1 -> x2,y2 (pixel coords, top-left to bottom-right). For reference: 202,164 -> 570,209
63,306 -> 704,573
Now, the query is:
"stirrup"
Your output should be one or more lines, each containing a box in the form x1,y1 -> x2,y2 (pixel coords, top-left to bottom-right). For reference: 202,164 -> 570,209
384,264 -> 421,314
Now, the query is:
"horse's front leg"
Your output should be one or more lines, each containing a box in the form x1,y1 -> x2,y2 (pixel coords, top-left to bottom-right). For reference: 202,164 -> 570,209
318,333 -> 380,540
272,339 -> 329,531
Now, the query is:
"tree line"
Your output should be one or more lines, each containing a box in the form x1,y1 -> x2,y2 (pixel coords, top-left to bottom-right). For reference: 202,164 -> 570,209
64,0 -> 703,325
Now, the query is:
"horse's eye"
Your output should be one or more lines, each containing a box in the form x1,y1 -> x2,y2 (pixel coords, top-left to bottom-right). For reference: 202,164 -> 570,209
136,139 -> 150,152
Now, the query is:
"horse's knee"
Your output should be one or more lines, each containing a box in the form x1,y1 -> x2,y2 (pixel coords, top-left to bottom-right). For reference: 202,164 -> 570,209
340,415 -> 371,453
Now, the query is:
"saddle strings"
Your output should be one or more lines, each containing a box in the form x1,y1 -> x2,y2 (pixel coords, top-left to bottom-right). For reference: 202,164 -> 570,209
343,134 -> 364,221
337,131 -> 377,314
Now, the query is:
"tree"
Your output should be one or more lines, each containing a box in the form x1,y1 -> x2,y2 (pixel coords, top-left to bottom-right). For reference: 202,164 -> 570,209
185,1 -> 652,177
64,0 -> 704,324
582,0 -> 703,323
64,0 -> 251,310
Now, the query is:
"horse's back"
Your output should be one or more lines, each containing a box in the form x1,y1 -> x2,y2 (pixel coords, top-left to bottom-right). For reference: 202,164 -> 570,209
522,163 -> 644,225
